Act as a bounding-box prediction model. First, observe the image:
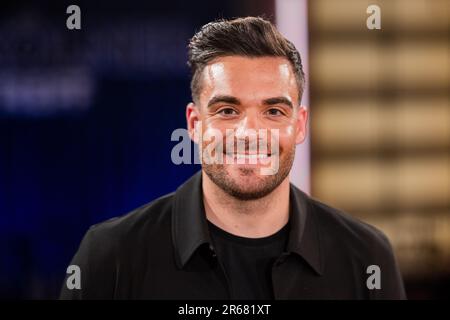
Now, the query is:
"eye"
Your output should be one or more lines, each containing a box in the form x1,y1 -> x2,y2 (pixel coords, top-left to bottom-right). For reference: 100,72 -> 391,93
218,108 -> 238,116
266,108 -> 284,116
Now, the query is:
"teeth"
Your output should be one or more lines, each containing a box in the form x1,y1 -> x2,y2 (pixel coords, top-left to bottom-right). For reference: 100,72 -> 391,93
229,154 -> 270,159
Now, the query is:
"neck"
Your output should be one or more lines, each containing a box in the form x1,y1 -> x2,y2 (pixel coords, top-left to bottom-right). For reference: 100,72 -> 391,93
202,171 -> 290,238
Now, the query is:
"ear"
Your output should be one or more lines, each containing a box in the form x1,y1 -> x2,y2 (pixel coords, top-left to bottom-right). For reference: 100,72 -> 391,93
295,106 -> 308,144
186,102 -> 201,143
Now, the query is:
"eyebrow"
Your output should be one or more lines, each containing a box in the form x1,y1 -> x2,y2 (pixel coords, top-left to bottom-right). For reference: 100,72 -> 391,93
206,95 -> 293,109
262,97 -> 293,109
207,95 -> 241,108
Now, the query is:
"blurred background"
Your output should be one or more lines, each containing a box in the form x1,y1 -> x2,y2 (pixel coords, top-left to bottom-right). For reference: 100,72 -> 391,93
0,0 -> 448,299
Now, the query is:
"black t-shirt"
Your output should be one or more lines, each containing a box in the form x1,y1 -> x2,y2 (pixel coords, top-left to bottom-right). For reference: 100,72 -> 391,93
207,221 -> 290,300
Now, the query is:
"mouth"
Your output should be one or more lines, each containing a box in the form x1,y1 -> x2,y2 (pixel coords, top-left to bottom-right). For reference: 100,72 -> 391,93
232,153 -> 270,159
223,152 -> 275,162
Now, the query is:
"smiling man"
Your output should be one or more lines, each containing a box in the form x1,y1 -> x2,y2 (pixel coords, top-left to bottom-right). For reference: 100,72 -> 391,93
60,17 -> 406,300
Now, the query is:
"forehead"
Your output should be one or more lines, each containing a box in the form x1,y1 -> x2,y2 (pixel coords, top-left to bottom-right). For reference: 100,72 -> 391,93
198,56 -> 299,104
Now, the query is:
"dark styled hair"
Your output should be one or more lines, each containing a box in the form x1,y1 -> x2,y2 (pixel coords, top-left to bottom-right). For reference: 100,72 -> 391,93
187,16 -> 305,104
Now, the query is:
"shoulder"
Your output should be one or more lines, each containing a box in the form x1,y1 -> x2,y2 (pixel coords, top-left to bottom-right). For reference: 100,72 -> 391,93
86,192 -> 175,244
306,195 -> 394,258
74,192 -> 175,268
60,193 -> 176,299
305,195 -> 406,299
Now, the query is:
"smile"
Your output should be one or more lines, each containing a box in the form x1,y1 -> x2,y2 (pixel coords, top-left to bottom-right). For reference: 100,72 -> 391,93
224,153 -> 273,160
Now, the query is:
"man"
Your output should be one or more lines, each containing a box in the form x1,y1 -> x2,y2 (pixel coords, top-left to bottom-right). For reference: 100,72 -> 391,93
60,17 -> 406,299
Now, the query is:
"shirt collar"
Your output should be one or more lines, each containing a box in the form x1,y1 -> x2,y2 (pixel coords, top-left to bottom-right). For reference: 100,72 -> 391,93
172,171 -> 323,275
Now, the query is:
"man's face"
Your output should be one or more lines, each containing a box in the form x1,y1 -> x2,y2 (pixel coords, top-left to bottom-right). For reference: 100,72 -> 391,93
187,56 -> 308,200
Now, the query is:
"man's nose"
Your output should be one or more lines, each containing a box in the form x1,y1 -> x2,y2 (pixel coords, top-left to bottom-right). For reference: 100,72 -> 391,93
234,113 -> 261,139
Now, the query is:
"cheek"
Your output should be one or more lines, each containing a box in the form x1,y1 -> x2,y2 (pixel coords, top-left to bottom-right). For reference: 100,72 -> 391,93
282,125 -> 295,137
263,124 -> 296,155
203,115 -> 229,131
202,124 -> 225,149
277,124 -> 297,145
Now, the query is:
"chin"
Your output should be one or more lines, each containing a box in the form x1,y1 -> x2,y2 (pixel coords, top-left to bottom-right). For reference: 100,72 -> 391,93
226,167 -> 280,194
226,164 -> 265,179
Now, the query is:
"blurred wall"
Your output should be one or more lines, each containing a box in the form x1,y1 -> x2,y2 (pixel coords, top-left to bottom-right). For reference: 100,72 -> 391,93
309,0 -> 450,298
0,0 -> 274,299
